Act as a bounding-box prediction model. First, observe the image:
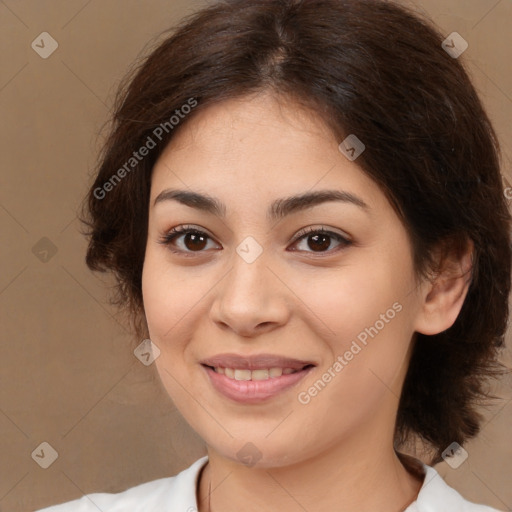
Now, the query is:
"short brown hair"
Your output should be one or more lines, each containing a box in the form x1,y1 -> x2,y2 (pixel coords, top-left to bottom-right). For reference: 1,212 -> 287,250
80,0 -> 512,465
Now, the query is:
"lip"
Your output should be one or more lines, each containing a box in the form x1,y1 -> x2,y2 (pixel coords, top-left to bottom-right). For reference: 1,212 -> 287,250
200,353 -> 317,370
202,364 -> 315,404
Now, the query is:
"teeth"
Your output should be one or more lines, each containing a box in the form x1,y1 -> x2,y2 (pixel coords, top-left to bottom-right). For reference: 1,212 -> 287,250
246,369 -> 268,380
269,368 -> 282,378
235,369 -> 253,381
213,366 -> 300,380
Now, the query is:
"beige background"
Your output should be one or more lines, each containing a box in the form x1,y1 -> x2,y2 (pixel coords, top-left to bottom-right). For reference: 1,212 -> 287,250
0,1 -> 511,511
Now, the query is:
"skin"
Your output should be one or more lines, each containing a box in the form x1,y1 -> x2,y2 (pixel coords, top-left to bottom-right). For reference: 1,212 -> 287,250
141,90 -> 473,512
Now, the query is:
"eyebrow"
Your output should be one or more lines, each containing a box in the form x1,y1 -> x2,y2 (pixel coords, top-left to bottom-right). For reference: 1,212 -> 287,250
153,188 -> 370,222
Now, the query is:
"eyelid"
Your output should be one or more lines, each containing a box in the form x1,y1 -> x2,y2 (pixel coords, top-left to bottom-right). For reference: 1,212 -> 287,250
288,225 -> 352,255
158,224 -> 352,255
158,224 -> 220,254
292,225 -> 351,243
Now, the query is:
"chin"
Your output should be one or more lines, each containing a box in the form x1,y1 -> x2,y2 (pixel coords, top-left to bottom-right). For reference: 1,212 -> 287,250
208,438 -> 310,470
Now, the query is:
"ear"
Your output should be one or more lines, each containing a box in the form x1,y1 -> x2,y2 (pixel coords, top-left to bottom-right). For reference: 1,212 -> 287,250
413,238 -> 474,336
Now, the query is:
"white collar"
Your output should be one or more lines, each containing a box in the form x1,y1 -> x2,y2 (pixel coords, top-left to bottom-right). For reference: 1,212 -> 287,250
181,455 -> 502,512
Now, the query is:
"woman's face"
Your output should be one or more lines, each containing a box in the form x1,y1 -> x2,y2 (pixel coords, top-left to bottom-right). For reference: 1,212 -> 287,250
142,91 -> 427,467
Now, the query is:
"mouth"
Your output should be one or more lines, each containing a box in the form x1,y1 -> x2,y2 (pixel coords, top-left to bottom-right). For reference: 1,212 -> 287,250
201,363 -> 315,380
201,363 -> 316,403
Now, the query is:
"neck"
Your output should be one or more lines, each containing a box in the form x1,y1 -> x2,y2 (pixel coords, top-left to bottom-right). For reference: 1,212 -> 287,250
196,435 -> 424,512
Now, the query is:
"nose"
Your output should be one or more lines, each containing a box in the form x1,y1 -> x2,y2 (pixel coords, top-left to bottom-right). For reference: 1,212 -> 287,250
209,246 -> 291,338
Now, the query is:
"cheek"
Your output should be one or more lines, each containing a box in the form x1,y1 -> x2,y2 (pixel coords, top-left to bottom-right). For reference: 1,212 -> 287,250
142,253 -> 203,341
292,260 -> 405,346
292,256 -> 413,401
141,255 -> 202,399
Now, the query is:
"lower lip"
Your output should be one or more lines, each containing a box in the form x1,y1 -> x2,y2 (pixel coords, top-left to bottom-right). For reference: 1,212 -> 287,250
202,364 -> 315,404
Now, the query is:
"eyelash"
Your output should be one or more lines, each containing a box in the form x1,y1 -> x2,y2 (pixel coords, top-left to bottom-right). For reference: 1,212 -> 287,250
158,224 -> 352,257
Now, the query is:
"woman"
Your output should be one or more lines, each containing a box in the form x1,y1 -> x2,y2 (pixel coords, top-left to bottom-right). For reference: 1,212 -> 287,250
37,0 -> 511,510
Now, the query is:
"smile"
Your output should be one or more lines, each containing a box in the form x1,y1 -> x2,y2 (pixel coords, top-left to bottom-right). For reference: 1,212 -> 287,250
209,365 -> 310,380
201,364 -> 315,403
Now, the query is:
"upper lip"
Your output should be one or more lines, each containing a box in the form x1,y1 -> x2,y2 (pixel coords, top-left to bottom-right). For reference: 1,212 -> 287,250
200,353 -> 317,370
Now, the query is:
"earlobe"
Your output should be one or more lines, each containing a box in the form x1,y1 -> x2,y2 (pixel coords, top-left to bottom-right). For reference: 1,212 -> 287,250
413,239 -> 474,336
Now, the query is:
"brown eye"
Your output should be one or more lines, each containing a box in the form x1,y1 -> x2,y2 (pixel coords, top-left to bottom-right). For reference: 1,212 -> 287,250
290,227 -> 351,254
158,225 -> 351,257
159,226 -> 219,254
181,232 -> 208,251
306,233 -> 331,252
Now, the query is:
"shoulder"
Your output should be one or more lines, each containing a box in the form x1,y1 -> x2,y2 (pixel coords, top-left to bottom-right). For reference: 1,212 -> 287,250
34,455 -> 208,512
409,463 -> 505,512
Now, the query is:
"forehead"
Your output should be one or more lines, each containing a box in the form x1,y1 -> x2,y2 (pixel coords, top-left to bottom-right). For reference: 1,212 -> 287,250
159,92 -> 336,164
150,92 -> 385,213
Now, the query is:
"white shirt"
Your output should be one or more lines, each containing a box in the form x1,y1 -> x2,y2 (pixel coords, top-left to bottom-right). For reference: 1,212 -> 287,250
35,455 -> 503,512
